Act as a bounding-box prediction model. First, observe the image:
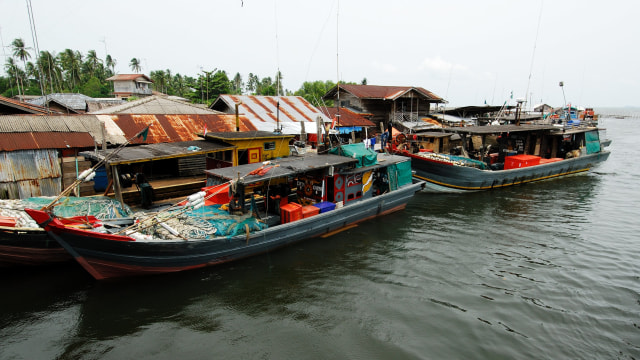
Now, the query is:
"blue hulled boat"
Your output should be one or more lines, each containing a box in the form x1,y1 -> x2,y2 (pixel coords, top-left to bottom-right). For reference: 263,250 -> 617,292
26,145 -> 424,280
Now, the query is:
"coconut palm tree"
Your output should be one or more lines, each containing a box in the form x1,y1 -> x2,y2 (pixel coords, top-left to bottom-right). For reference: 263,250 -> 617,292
4,57 -> 24,95
10,38 -> 32,95
85,50 -> 101,78
151,70 -> 167,93
105,54 -> 116,76
173,73 -> 186,97
37,50 -> 62,93
59,49 -> 82,90
129,58 -> 141,73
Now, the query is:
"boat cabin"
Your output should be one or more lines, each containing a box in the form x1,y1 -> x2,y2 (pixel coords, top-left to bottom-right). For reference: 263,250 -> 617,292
205,145 -> 411,226
396,124 -> 603,170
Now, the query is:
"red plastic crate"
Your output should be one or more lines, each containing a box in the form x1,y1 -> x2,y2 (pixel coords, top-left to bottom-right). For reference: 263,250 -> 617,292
280,203 -> 303,223
504,155 -> 541,170
301,205 -> 320,219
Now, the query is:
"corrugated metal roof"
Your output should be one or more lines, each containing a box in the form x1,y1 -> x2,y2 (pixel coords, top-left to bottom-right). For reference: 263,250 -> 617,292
0,114 -> 128,145
108,113 -> 258,144
324,84 -> 444,102
27,93 -> 93,110
0,95 -> 53,115
80,140 -> 235,165
211,95 -> 330,135
0,132 -> 95,151
106,74 -> 153,82
89,95 -> 219,114
323,107 -> 376,127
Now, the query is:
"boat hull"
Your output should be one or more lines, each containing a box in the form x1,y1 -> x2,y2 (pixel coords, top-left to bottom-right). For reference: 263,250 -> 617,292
28,180 -> 425,280
0,226 -> 70,267
404,151 -> 610,192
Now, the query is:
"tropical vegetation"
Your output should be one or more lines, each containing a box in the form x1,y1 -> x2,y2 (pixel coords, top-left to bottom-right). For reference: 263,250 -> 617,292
1,39 -> 364,106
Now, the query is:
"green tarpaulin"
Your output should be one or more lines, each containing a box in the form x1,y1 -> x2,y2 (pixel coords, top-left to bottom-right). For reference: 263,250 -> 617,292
585,130 -> 601,154
386,160 -> 413,191
329,143 -> 378,168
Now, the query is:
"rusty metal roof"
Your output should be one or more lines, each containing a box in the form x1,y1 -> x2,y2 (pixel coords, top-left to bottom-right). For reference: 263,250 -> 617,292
323,107 -> 376,127
323,84 -> 444,102
0,95 -> 54,115
0,113 -> 260,150
211,95 -> 330,134
90,95 -> 222,115
0,132 -> 95,151
107,113 -> 258,144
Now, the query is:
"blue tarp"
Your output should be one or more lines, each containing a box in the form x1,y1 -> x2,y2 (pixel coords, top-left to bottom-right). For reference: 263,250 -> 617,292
338,126 -> 363,134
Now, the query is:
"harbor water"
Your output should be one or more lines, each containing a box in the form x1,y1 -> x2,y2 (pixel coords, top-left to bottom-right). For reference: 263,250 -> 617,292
1,115 -> 639,360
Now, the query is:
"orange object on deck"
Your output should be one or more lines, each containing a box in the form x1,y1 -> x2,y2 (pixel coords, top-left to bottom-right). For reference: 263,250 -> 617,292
504,155 -> 541,170
301,205 -> 320,219
280,203 -> 303,224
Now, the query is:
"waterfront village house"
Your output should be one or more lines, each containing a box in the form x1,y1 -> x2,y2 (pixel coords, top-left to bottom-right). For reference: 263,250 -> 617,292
322,84 -> 445,131
106,74 -> 154,99
203,131 -> 295,166
27,93 -> 94,114
0,95 -> 53,115
210,95 -> 332,144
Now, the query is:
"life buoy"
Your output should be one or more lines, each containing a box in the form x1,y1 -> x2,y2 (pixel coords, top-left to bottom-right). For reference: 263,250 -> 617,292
304,182 -> 313,197
394,133 -> 406,145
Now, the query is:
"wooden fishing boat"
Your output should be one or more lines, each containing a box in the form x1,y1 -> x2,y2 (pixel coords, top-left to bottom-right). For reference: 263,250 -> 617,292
389,124 -> 610,192
26,145 -> 425,280
0,197 -> 134,267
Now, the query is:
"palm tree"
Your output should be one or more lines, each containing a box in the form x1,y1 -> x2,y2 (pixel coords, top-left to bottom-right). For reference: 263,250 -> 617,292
59,49 -> 82,90
37,50 -> 63,93
11,38 -> 31,95
173,73 -> 186,97
105,54 -> 116,76
4,57 -> 23,95
151,70 -> 167,93
85,50 -> 101,78
129,58 -> 141,73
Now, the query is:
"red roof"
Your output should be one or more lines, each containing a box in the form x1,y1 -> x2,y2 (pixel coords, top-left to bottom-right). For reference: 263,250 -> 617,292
108,114 -> 258,144
328,84 -> 443,101
106,74 -> 153,82
324,107 -> 376,127
0,132 -> 95,151
0,95 -> 55,115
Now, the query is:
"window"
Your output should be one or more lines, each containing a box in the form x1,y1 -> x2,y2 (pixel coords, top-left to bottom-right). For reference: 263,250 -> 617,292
264,142 -> 276,151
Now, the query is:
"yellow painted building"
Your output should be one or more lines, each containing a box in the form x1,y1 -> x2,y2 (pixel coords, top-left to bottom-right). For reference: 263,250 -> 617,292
204,131 -> 295,166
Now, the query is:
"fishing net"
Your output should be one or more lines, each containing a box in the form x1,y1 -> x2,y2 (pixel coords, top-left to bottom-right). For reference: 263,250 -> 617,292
22,196 -> 134,219
137,204 -> 267,240
0,196 -> 134,228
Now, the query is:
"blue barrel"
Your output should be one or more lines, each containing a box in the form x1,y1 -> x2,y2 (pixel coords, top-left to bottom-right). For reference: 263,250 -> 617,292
93,166 -> 108,192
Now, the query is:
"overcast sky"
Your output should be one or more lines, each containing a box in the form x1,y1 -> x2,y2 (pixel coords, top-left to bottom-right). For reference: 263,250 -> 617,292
1,0 -> 638,107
